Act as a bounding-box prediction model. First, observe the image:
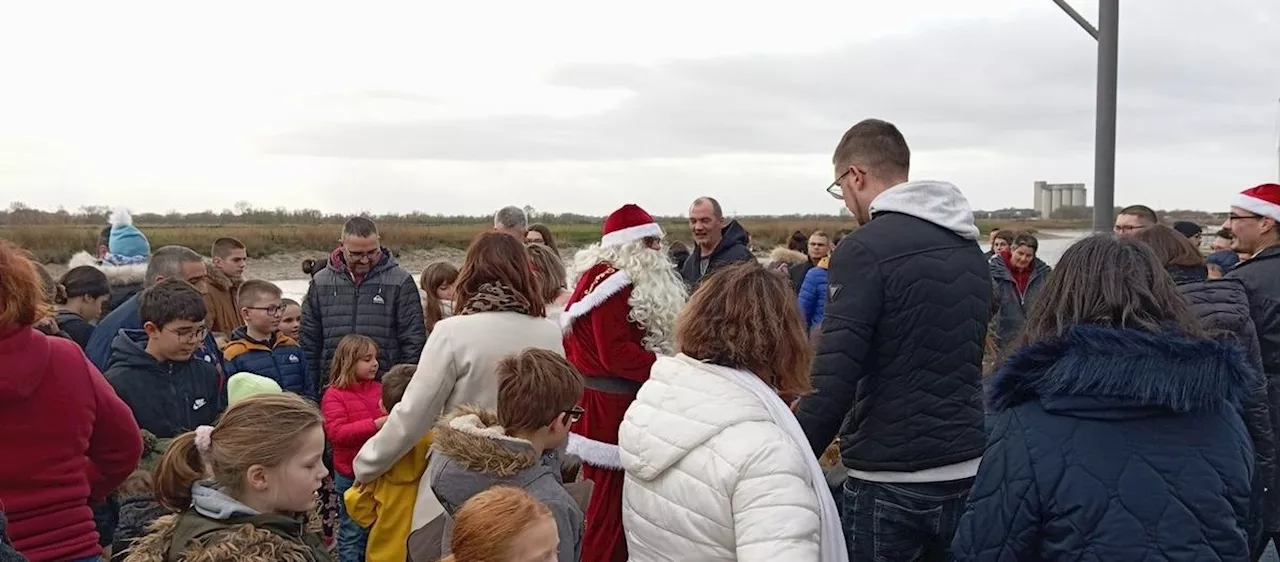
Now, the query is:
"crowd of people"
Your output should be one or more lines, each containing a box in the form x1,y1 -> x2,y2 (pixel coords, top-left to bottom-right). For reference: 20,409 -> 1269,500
3,117 -> 1280,562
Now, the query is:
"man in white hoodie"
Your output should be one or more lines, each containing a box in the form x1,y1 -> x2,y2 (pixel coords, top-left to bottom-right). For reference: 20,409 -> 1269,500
795,118 -> 992,562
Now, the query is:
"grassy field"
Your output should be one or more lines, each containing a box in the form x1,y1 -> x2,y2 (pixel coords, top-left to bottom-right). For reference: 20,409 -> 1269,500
2,218 -> 1090,264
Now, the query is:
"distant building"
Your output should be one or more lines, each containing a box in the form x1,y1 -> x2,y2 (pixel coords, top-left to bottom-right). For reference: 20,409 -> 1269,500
1033,181 -> 1087,219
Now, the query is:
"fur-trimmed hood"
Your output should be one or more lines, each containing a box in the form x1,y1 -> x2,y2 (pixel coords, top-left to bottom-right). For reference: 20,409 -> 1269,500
768,247 -> 809,266
428,405 -> 573,519
205,261 -> 235,292
122,484 -> 330,562
432,406 -> 539,476
988,325 -> 1256,419
69,251 -> 147,287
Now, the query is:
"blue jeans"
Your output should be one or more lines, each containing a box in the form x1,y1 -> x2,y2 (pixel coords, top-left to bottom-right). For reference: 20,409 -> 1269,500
334,472 -> 369,562
843,477 -> 973,562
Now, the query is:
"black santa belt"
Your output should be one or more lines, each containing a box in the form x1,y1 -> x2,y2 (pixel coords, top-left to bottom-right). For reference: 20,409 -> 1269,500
583,375 -> 643,396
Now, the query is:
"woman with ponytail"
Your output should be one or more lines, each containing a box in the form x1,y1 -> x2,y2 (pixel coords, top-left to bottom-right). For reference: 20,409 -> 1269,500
438,487 -> 559,562
124,394 -> 333,562
0,241 -> 142,562
54,266 -> 112,349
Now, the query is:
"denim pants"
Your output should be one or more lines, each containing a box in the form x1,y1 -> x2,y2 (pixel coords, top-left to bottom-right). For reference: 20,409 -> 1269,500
843,477 -> 974,562
333,472 -> 369,562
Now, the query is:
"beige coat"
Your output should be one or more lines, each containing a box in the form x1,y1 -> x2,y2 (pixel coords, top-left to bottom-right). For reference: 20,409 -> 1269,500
351,311 -> 564,530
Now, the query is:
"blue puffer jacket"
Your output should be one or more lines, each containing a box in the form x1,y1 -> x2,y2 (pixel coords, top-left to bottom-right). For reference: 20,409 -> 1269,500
954,325 -> 1257,561
797,259 -> 828,330
222,327 -> 316,402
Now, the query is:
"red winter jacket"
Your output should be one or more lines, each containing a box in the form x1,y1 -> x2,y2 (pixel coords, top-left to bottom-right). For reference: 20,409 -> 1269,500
0,327 -> 142,562
322,380 -> 384,477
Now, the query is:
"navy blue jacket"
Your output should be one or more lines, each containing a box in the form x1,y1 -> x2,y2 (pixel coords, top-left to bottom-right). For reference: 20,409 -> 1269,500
102,330 -> 227,439
953,325 -> 1257,561
86,294 -> 222,373
222,327 -> 315,401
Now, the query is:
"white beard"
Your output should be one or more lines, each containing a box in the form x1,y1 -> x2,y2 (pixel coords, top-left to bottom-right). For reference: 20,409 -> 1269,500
571,241 -> 687,354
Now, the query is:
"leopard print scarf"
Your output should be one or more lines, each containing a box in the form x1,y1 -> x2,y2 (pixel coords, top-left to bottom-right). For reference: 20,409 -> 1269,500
458,282 -> 532,316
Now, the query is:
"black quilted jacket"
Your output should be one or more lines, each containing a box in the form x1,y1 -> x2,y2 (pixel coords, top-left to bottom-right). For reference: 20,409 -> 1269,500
1228,246 -> 1280,533
795,211 -> 991,472
300,249 -> 426,387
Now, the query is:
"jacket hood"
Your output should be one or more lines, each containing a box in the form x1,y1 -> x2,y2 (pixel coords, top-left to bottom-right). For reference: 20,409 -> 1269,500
988,325 -> 1255,420
989,254 -> 1050,282
768,247 -> 809,266
69,250 -> 148,287
870,180 -> 981,240
433,406 -> 539,476
621,355 -> 772,481
205,262 -> 236,292
710,220 -> 750,259
192,481 -> 259,519
107,329 -> 163,372
1168,264 -> 1209,284
0,328 -> 52,403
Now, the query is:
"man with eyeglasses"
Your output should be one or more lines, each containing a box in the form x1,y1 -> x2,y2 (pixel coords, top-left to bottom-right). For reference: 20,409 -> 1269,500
300,217 -> 426,387
795,118 -> 990,561
103,279 -> 227,439
1113,204 -> 1159,236
1224,183 -> 1280,557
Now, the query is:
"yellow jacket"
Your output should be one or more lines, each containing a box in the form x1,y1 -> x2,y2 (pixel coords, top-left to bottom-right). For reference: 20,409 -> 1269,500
344,433 -> 433,562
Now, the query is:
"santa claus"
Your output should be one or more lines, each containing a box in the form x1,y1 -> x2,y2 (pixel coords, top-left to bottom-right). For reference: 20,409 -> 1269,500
562,203 -> 687,562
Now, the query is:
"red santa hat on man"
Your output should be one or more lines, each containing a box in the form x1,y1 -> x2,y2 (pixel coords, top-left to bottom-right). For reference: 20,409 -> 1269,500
1234,184 -> 1280,221
601,204 -> 664,247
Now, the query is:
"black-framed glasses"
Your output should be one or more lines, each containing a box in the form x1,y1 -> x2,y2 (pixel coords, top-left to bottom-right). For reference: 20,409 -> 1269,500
1227,213 -> 1264,222
246,304 -> 285,316
826,168 -> 851,200
166,325 -> 209,343
564,405 -> 585,424
344,247 -> 382,262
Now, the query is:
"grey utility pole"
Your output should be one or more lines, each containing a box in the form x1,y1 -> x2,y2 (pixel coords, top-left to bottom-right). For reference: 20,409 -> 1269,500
1051,0 -> 1118,233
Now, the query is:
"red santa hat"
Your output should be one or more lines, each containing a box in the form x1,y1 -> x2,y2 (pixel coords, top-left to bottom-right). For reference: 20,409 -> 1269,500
1234,184 -> 1280,221
601,204 -> 664,247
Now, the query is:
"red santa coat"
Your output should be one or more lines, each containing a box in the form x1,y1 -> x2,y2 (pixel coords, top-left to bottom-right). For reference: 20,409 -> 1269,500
561,262 -> 655,562
563,263 -> 657,383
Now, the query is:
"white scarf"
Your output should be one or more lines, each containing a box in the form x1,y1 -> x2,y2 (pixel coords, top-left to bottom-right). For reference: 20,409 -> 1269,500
701,360 -> 849,562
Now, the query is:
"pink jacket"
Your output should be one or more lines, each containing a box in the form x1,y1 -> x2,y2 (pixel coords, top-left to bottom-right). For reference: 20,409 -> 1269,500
322,380 -> 383,477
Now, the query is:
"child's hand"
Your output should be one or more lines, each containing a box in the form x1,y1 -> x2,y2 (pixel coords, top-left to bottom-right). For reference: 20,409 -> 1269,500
374,416 -> 388,429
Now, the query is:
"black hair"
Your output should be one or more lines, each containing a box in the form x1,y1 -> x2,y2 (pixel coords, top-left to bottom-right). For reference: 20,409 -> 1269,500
97,226 -> 112,249
1215,228 -> 1234,240
139,279 -> 207,328
57,266 -> 111,304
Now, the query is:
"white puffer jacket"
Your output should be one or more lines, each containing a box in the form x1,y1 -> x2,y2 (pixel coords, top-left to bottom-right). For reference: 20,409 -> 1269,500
619,354 -> 822,561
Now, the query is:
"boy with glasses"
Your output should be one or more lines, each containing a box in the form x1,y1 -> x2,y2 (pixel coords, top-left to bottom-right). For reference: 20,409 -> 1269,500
104,279 -> 227,438
222,280 -> 316,402
425,349 -> 586,562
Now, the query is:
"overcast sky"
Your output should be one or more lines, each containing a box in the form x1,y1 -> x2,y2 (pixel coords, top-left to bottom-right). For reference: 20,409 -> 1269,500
1,0 -> 1277,217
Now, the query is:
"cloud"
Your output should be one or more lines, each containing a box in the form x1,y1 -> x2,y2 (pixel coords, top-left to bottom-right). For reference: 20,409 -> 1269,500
263,1 -> 1280,164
